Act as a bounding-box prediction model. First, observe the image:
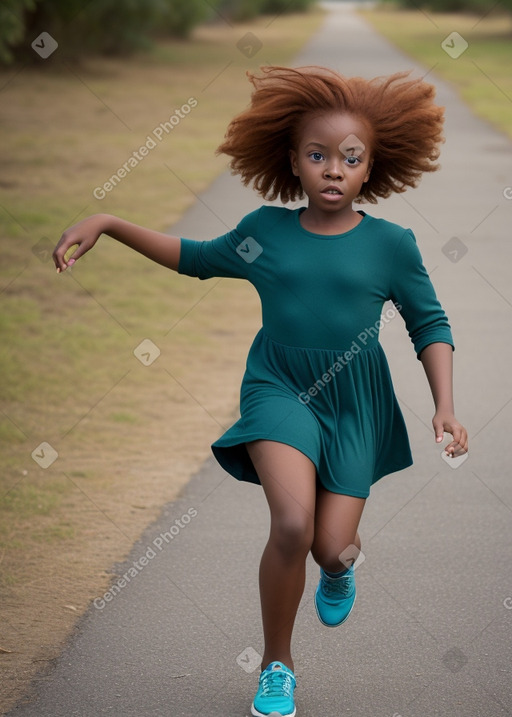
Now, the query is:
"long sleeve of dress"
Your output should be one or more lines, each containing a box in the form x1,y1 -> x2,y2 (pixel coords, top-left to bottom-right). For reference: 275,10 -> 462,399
389,229 -> 454,358
178,208 -> 262,281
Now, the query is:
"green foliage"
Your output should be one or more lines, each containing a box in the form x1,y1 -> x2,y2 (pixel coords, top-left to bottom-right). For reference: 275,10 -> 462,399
24,0 -> 163,58
0,0 -> 36,64
0,0 -> 316,64
261,0 -> 316,12
216,0 -> 316,21
389,0 -> 511,12
157,0 -> 211,38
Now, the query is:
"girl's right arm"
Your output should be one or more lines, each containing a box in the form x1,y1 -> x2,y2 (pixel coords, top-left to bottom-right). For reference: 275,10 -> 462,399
52,214 -> 181,273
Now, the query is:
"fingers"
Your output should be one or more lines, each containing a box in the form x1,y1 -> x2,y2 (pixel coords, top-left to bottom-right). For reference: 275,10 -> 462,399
441,426 -> 468,458
432,416 -> 446,444
444,439 -> 467,458
53,237 -> 82,273
432,414 -> 468,458
447,423 -> 468,455
53,235 -> 72,273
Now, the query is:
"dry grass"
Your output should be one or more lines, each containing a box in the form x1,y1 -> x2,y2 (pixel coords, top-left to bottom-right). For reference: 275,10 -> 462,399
361,5 -> 512,138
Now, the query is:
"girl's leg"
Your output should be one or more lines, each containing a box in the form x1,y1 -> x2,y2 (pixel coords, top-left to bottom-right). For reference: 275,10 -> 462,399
310,487 -> 366,572
246,440 -> 317,672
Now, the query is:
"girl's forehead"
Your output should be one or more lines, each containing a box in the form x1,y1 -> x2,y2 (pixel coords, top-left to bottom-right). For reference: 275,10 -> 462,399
297,112 -> 372,148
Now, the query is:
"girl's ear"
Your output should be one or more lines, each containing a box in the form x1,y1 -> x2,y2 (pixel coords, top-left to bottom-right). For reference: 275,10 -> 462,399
289,149 -> 300,177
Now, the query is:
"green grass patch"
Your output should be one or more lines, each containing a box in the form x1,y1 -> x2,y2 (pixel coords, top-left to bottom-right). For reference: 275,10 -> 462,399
1,477 -> 71,517
361,6 -> 512,138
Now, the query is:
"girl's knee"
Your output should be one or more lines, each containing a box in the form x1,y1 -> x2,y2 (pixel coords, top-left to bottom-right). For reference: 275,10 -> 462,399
311,538 -> 362,572
270,514 -> 314,557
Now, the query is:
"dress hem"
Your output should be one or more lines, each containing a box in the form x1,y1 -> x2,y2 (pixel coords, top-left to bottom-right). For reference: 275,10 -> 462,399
212,435 -> 413,499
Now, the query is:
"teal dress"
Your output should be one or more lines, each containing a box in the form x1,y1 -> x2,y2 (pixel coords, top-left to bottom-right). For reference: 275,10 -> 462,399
178,206 -> 453,498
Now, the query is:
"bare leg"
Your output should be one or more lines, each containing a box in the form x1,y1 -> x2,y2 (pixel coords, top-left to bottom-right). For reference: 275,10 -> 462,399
311,487 -> 366,572
246,440 -> 317,672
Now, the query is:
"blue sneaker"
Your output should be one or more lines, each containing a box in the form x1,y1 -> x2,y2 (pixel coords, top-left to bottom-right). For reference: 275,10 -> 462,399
314,565 -> 356,627
251,661 -> 297,717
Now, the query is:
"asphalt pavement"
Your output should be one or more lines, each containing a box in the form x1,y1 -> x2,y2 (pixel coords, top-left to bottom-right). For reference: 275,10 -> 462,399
8,2 -> 512,715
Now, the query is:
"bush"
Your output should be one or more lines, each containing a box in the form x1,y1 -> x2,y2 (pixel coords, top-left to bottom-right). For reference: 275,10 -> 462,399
0,0 -> 317,65
216,0 -> 316,22
24,0 -> 163,57
155,0 -> 212,38
391,0 -> 510,11
261,0 -> 316,13
215,0 -> 265,21
0,0 -> 36,64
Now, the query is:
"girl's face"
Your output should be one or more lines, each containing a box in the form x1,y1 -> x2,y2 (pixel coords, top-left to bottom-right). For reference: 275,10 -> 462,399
289,112 -> 373,214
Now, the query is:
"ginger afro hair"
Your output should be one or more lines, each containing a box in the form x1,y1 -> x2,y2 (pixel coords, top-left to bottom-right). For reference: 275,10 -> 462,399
217,65 -> 445,204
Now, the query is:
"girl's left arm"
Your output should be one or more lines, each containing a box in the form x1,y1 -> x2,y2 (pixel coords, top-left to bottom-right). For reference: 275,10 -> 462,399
420,342 -> 468,457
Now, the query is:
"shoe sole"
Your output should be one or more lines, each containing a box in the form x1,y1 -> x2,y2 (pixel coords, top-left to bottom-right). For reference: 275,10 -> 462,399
314,588 -> 356,628
251,703 -> 297,717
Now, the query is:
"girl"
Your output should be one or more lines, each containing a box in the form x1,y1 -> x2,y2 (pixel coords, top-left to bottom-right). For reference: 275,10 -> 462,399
53,66 -> 468,717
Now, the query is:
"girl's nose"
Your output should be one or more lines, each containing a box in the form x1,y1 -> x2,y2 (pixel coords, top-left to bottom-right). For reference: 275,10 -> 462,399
324,161 -> 343,180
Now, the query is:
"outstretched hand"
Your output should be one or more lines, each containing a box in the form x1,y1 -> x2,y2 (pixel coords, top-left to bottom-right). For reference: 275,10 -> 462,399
433,412 -> 468,458
53,214 -> 108,273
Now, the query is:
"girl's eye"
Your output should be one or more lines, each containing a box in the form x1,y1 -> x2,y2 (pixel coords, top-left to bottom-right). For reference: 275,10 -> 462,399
344,155 -> 361,166
310,152 -> 324,162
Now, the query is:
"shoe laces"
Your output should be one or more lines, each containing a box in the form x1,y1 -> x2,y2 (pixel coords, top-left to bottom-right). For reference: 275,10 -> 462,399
321,571 -> 352,598
260,668 -> 294,699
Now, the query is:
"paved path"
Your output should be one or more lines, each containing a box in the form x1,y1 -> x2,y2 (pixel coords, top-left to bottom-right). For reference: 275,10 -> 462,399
9,3 -> 512,716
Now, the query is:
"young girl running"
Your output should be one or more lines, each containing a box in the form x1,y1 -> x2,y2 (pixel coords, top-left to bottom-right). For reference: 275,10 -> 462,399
53,66 -> 468,717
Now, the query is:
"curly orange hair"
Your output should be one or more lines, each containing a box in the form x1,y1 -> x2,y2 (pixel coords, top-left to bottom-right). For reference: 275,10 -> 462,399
217,66 -> 445,204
